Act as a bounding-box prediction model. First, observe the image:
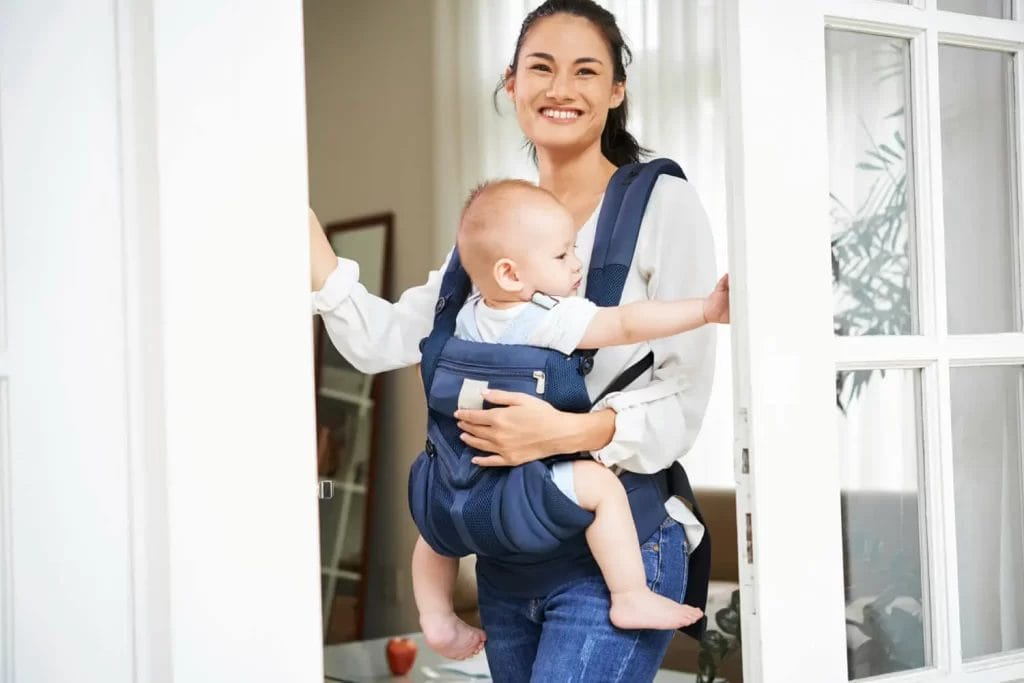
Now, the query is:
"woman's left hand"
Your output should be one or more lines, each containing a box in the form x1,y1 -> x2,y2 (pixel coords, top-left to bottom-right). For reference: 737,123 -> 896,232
455,389 -> 564,467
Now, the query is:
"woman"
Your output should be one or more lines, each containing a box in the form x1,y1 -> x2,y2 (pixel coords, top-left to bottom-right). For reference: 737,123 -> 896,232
310,1 -> 717,679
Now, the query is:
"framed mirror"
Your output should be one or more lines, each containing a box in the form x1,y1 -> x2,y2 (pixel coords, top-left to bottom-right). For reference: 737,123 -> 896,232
314,212 -> 393,645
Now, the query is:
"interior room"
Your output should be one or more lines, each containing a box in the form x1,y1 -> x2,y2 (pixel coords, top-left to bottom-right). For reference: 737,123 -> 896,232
305,1 -> 1023,681
4,1 -> 1020,682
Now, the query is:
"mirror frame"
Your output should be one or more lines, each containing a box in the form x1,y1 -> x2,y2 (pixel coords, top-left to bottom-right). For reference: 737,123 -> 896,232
313,211 -> 393,642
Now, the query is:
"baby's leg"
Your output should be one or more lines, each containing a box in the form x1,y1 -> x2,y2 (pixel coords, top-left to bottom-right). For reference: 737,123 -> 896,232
411,535 -> 486,659
570,460 -> 703,631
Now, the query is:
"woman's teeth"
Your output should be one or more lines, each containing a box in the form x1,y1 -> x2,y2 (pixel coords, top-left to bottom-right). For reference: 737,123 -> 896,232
542,109 -> 580,120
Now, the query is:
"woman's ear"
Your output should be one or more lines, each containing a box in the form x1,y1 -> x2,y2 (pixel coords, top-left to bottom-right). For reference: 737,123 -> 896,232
494,258 -> 524,293
610,81 -> 625,110
504,67 -> 516,103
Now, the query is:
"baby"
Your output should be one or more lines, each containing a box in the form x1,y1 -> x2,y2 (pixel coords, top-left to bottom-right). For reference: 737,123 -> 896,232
413,179 -> 729,659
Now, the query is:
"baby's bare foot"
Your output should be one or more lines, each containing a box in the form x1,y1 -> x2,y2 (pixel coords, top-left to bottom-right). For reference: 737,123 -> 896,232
608,589 -> 704,631
420,612 -> 487,660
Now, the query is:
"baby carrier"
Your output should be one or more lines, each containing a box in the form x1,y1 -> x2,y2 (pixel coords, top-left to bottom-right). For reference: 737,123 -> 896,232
408,158 -> 712,637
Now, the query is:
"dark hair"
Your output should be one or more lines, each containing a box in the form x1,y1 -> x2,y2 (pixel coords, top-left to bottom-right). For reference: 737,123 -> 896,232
494,0 -> 650,167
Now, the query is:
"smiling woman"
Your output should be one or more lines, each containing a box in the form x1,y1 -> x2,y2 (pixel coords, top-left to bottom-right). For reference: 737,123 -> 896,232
310,1 -> 721,680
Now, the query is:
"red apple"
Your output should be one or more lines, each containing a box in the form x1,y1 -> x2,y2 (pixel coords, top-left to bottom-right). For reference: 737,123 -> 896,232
386,636 -> 417,676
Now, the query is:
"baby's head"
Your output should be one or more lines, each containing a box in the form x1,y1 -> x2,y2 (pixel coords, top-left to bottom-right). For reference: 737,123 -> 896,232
457,179 -> 582,302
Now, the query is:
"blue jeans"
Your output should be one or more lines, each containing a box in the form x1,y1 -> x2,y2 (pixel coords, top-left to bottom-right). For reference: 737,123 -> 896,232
476,516 -> 688,683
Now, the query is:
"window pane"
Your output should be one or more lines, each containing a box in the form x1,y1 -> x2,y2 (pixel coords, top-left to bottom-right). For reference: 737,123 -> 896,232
937,0 -> 1012,19
837,369 -> 931,679
827,31 -> 918,337
940,46 -> 1020,334
950,365 -> 1024,660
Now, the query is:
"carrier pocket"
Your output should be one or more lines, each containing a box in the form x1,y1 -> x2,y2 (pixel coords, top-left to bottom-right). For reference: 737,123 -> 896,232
428,358 -> 547,418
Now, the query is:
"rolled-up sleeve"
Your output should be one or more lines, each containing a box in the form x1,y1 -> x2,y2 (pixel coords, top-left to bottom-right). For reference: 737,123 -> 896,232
590,177 -> 717,474
312,250 -> 451,375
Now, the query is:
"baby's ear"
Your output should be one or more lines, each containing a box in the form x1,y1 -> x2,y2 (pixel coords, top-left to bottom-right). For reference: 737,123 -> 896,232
493,258 -> 524,293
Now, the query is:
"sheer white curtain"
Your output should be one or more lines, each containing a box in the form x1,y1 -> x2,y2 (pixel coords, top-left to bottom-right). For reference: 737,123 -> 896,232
431,0 -> 733,488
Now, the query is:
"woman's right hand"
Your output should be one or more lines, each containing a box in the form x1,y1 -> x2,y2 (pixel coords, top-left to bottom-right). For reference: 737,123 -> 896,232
309,207 -> 338,291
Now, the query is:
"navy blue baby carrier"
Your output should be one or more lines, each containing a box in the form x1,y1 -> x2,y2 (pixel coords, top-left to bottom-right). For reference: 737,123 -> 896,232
409,159 -> 711,639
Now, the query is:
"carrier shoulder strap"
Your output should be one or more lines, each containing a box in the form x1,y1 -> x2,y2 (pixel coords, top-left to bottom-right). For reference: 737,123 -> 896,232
585,158 -> 687,307
582,158 -> 687,394
419,249 -> 472,391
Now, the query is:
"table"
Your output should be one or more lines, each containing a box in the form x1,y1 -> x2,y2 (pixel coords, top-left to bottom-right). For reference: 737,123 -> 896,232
323,633 -> 698,682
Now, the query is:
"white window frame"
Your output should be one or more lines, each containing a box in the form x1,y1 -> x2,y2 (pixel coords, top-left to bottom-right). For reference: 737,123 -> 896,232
726,1 -> 1024,681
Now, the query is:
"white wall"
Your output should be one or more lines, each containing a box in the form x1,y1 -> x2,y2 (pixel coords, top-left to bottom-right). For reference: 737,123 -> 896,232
1,2 -> 136,680
2,1 -> 323,681
304,0 -> 437,636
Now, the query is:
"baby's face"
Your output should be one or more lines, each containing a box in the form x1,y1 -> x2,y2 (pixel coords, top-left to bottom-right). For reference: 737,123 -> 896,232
514,202 -> 582,298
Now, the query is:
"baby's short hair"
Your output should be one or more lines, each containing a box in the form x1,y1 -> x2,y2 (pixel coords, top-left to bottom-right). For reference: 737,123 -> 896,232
456,180 -> 558,274
459,179 -> 555,237
456,179 -> 557,286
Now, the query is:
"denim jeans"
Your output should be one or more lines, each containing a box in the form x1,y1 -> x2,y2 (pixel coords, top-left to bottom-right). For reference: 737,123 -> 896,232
476,516 -> 688,683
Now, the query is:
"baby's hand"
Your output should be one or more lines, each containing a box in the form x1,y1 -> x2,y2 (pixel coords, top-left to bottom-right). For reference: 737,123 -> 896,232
702,273 -> 730,324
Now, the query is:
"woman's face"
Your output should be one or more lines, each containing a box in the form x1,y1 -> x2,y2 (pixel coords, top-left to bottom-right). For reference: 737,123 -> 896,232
505,13 -> 625,159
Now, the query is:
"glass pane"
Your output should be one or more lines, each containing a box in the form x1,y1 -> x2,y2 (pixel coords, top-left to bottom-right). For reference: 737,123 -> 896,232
937,0 -> 1012,19
940,46 -> 1020,334
827,31 -> 918,337
950,365 -> 1024,660
837,369 -> 931,679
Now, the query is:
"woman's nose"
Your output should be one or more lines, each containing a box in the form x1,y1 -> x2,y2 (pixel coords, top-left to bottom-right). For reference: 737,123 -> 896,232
545,72 -> 574,100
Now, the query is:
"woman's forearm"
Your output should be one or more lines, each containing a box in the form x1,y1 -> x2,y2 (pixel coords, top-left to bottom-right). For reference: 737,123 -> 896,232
552,408 -> 616,455
309,208 -> 338,291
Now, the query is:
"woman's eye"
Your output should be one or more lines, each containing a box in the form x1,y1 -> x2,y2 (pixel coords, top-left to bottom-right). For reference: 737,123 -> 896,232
530,63 -> 551,73
576,68 -> 596,76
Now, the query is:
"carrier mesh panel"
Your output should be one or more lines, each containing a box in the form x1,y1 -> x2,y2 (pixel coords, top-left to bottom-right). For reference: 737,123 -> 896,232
588,264 -> 629,307
460,473 -> 506,556
546,357 -> 592,412
432,408 -> 464,454
426,459 -> 467,555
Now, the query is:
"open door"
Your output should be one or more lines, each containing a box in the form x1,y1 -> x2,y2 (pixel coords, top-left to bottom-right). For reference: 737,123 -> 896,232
724,1 -> 1024,681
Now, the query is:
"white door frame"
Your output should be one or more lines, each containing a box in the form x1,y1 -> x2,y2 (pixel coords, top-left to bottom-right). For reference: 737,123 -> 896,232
1,1 -> 322,681
722,1 -> 851,681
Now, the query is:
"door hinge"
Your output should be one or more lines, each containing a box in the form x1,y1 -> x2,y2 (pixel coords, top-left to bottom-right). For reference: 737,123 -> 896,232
745,512 -> 754,564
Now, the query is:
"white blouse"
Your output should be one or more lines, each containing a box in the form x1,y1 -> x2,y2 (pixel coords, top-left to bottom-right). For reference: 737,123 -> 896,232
312,175 -> 717,545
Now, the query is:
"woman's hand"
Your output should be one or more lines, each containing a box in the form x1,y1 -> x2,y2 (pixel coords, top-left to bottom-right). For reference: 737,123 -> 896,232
456,390 -> 616,467
702,273 -> 730,324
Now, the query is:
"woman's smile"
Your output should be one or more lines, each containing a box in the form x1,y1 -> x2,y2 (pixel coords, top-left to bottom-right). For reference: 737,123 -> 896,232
540,106 -> 584,123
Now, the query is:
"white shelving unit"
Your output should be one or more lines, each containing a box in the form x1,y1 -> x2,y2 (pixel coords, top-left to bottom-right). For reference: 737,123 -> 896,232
318,364 -> 375,635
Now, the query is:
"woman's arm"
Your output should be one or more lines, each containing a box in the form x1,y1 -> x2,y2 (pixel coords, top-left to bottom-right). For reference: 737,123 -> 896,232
310,208 -> 450,374
310,209 -> 339,291
458,391 -> 617,466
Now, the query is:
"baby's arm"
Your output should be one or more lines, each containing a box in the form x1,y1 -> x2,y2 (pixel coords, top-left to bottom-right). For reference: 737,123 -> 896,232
577,273 -> 729,350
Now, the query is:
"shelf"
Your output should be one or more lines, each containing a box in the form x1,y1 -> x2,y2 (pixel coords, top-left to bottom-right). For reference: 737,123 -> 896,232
318,386 -> 374,410
320,479 -> 366,495
321,567 -> 361,581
